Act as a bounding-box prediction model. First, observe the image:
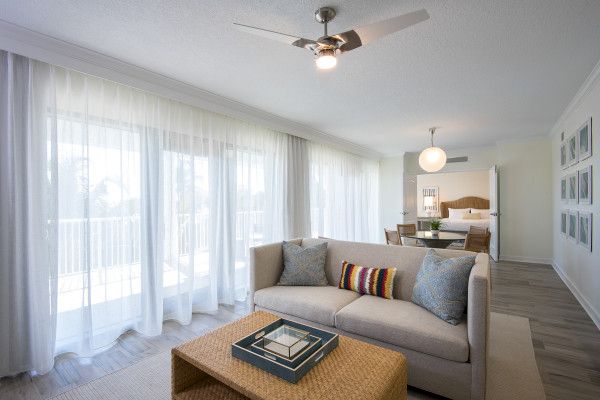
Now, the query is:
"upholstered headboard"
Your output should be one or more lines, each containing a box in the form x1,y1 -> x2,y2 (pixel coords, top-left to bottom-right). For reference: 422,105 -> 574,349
440,196 -> 490,218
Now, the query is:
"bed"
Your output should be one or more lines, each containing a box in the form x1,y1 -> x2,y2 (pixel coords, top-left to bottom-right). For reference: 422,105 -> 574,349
440,218 -> 490,232
439,196 -> 490,232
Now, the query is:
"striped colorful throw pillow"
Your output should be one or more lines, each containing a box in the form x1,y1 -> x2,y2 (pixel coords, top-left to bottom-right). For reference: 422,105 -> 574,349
338,261 -> 396,299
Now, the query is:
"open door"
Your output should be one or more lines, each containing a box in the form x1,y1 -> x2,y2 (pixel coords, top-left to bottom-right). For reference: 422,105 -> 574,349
489,165 -> 499,261
402,174 -> 418,224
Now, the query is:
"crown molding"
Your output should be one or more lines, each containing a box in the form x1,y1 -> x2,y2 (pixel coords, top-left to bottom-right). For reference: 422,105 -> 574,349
549,56 -> 600,138
494,134 -> 549,146
0,19 -> 382,159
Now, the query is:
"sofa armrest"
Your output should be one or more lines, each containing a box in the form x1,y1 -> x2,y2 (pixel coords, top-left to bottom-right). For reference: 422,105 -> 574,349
249,239 -> 301,309
467,253 -> 491,400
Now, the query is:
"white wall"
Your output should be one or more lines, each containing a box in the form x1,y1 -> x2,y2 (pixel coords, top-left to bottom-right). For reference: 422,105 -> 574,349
549,61 -> 600,329
379,155 -> 405,240
496,138 -> 553,263
416,171 -> 490,217
380,138 -> 553,262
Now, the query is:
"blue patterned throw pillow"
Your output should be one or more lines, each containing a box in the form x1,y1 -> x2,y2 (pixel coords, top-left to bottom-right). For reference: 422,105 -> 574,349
412,249 -> 476,325
278,241 -> 328,286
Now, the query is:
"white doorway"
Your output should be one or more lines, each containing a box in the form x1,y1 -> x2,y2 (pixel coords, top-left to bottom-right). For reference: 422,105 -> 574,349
412,167 -> 499,259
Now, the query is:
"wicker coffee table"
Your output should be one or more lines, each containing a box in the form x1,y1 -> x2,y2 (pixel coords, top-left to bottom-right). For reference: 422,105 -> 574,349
171,311 -> 407,400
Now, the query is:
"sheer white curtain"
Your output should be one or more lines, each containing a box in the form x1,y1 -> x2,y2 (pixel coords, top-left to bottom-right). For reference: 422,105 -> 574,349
309,143 -> 380,242
161,114 -> 292,317
0,51 -> 57,376
49,68 -> 298,355
284,135 -> 311,238
0,50 -> 379,376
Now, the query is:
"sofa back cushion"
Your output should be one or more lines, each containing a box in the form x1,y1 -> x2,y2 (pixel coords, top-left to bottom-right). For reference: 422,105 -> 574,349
301,238 -> 475,301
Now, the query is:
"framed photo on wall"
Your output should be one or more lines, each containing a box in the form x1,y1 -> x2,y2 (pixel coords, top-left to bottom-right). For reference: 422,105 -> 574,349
560,142 -> 567,169
568,173 -> 578,204
578,166 -> 592,205
561,210 -> 568,237
568,210 -> 579,243
578,212 -> 592,252
567,133 -> 578,166
578,118 -> 592,161
561,176 -> 567,202
421,186 -> 439,216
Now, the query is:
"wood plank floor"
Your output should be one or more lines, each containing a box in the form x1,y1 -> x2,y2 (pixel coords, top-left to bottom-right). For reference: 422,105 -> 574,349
490,260 -> 600,400
1,260 -> 599,400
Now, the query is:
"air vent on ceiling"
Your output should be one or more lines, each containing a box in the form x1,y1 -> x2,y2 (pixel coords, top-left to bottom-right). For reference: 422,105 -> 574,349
446,156 -> 468,163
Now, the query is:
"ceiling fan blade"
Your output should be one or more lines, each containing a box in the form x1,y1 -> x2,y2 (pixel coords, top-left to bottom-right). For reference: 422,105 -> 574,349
335,9 -> 430,53
233,23 -> 317,50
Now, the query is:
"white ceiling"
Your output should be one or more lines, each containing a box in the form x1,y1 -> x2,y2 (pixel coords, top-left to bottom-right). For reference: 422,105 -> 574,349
1,0 -> 600,155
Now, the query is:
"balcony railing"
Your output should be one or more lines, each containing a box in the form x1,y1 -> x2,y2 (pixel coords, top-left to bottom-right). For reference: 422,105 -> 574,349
58,211 -> 264,276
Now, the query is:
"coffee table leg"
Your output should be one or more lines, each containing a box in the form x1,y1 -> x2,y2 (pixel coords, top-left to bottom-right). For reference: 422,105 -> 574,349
172,351 -> 249,400
385,366 -> 408,400
172,352 -> 206,398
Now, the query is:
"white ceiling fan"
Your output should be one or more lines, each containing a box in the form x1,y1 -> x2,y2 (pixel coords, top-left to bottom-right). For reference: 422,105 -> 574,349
234,6 -> 430,70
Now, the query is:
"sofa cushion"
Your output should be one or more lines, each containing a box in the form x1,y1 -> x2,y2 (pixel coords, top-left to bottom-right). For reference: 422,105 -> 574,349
412,249 -> 476,325
254,286 -> 360,327
278,241 -> 328,286
335,295 -> 469,362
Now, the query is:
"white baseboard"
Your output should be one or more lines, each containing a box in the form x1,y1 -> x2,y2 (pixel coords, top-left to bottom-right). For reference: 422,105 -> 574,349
499,255 -> 553,265
552,261 -> 600,331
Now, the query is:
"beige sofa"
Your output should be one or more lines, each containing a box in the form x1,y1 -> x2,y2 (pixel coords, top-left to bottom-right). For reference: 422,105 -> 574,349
249,238 -> 490,400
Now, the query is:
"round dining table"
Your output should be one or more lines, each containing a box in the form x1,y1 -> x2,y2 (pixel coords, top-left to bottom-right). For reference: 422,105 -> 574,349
405,231 -> 467,248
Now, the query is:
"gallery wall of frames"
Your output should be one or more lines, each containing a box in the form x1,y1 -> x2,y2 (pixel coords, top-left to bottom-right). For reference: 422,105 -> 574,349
560,118 -> 593,251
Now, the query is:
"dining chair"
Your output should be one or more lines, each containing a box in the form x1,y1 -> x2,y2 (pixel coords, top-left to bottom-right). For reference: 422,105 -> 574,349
464,226 -> 491,253
396,223 -> 417,236
384,228 -> 402,245
396,224 -> 423,247
468,226 -> 488,235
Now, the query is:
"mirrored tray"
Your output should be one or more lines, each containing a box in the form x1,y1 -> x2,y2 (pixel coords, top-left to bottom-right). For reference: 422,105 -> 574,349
232,318 -> 339,383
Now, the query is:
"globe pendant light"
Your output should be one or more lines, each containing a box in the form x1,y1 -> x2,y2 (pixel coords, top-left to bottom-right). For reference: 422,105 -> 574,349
418,127 -> 447,172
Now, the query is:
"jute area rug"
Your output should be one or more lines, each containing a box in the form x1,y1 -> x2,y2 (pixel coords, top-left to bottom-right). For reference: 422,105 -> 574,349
50,312 -> 545,400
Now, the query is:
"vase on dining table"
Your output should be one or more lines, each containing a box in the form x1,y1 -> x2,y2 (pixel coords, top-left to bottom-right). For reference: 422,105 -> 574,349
431,230 -> 439,236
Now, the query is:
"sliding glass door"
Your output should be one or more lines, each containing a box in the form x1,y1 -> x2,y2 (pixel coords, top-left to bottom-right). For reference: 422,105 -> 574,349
54,115 -> 144,354
49,73 -> 292,354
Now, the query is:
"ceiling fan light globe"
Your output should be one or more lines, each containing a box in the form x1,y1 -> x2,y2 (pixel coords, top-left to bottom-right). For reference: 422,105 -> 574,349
315,54 -> 337,69
419,147 -> 447,172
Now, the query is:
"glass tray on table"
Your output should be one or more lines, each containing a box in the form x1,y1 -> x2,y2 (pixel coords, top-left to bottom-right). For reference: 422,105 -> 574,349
250,325 -> 322,365
232,318 -> 338,383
